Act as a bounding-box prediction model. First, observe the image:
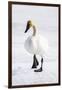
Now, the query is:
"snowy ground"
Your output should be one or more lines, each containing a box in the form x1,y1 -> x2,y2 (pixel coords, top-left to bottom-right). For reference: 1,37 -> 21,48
12,5 -> 58,86
12,59 -> 58,85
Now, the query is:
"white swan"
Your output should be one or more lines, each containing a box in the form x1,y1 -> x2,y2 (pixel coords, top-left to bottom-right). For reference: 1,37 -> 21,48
24,20 -> 48,72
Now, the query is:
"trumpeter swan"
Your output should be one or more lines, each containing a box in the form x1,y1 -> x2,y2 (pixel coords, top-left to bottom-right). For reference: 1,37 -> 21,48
24,20 -> 48,72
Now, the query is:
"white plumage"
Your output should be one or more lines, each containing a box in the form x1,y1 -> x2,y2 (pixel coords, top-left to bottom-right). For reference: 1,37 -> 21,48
24,25 -> 48,57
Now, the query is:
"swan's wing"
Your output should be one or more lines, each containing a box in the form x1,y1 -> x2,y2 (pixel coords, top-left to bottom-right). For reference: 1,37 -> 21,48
38,35 -> 49,52
24,36 -> 37,54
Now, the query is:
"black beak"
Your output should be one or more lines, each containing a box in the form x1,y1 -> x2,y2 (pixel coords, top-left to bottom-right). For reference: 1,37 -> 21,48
24,28 -> 29,33
24,22 -> 30,33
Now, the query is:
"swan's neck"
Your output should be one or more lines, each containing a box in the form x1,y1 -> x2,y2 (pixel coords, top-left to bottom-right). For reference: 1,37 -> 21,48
32,25 -> 36,36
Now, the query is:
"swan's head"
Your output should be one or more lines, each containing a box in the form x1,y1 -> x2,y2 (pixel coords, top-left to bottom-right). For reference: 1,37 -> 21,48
24,20 -> 32,33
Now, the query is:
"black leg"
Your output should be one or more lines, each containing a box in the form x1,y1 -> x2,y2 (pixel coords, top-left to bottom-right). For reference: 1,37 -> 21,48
34,58 -> 43,72
32,54 -> 39,69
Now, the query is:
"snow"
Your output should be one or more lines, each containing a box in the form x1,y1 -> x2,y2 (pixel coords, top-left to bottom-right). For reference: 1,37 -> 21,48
12,60 -> 58,85
12,5 -> 58,85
